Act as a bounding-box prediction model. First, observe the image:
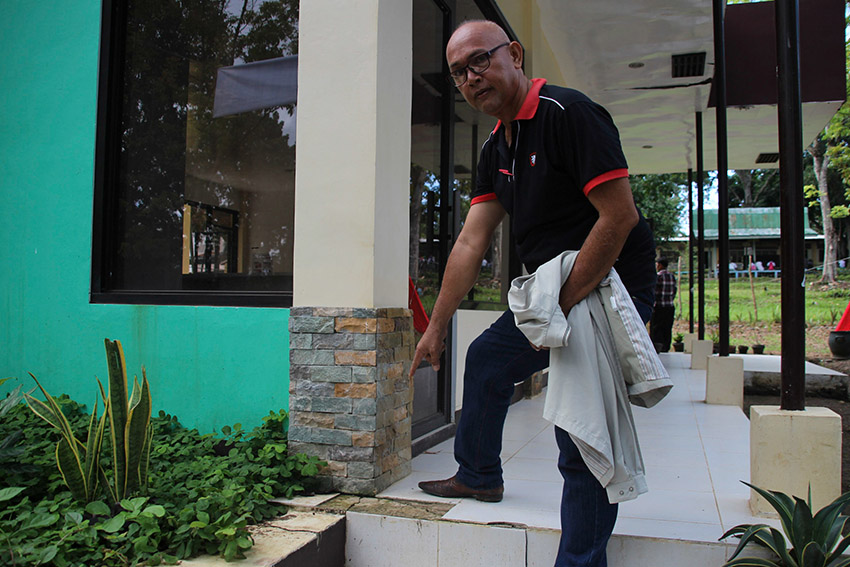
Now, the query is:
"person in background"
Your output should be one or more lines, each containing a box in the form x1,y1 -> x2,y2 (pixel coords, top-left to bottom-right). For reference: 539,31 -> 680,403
650,258 -> 676,352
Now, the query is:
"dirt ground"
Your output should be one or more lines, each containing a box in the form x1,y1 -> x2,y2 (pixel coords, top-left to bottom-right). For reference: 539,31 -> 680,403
672,321 -> 837,360
743,355 -> 850,494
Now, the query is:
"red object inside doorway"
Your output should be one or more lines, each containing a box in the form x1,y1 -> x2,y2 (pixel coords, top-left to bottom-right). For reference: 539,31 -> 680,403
836,300 -> 850,331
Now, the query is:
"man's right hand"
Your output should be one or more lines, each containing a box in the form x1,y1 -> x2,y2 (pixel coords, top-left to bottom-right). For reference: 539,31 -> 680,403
410,326 -> 447,377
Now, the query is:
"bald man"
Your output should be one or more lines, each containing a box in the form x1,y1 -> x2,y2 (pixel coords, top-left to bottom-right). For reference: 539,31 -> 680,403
410,21 -> 656,567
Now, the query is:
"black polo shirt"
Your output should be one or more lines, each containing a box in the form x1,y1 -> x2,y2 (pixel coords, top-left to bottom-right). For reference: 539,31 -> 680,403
472,79 -> 656,295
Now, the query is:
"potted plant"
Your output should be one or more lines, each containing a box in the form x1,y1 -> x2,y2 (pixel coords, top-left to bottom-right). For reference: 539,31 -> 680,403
672,333 -> 685,352
737,344 -> 749,354
720,482 -> 850,567
751,325 -> 766,355
828,330 -> 850,359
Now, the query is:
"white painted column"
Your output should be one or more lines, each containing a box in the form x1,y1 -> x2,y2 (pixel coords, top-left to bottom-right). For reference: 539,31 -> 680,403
293,0 -> 412,308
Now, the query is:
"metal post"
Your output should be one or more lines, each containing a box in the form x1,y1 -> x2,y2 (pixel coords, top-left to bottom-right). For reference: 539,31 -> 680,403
688,168 -> 695,334
697,112 -> 705,340
776,0 -> 806,410
713,0 -> 730,357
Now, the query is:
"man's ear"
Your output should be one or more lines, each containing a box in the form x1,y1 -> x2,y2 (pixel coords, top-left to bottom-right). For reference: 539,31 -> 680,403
509,41 -> 524,69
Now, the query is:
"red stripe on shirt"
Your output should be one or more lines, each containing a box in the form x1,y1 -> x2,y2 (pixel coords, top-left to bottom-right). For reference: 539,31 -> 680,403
490,79 -> 549,135
471,193 -> 498,205
514,78 -> 547,120
583,168 -> 629,196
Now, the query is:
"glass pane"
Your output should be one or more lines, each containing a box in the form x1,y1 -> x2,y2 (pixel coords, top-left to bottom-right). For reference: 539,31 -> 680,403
109,0 -> 298,293
410,0 -> 447,319
454,112 -> 502,309
408,0 -> 504,314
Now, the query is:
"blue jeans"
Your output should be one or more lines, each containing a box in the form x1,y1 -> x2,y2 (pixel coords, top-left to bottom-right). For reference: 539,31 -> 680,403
454,291 -> 653,567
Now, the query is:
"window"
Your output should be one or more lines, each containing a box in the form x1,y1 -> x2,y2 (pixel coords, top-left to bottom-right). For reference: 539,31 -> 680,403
93,0 -> 299,306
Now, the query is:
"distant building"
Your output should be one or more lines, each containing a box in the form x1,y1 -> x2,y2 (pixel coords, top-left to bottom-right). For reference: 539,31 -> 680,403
665,207 -> 824,274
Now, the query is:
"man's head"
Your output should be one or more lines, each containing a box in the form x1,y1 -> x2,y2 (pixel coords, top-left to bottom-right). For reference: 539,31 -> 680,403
446,20 -> 529,122
656,258 -> 669,270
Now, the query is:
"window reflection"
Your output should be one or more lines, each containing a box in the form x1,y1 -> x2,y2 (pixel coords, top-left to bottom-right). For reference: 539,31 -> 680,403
105,0 -> 298,296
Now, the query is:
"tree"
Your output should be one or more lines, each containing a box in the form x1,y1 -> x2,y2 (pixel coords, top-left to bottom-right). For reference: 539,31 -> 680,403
728,169 -> 780,208
629,173 -> 687,241
806,138 -> 844,283
804,6 -> 850,284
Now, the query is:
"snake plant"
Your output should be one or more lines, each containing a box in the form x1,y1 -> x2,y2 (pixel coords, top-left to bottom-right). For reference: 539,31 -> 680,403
25,376 -> 107,503
24,339 -> 153,503
101,338 -> 153,501
721,482 -> 850,567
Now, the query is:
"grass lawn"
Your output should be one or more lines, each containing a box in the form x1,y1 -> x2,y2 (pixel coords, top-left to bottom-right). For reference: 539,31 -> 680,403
415,268 -> 850,359
674,274 -> 850,327
673,274 -> 850,359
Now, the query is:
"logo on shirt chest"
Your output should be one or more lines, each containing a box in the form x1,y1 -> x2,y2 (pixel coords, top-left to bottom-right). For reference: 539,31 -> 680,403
529,152 -> 537,167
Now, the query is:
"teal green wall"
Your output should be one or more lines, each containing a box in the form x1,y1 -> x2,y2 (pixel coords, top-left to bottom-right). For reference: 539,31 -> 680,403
0,1 -> 290,432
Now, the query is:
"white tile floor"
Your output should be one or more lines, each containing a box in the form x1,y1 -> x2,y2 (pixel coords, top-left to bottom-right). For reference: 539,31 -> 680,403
378,352 -> 784,545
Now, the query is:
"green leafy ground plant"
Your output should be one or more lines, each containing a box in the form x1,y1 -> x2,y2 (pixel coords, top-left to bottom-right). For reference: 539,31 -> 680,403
0,378 -> 38,477
0,398 -> 323,565
720,482 -> 850,567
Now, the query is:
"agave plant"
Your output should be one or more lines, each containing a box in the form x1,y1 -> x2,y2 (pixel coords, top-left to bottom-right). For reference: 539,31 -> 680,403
720,482 -> 850,567
24,339 -> 153,503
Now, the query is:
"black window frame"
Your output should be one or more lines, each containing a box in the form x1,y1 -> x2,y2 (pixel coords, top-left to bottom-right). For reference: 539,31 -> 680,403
91,0 -> 294,308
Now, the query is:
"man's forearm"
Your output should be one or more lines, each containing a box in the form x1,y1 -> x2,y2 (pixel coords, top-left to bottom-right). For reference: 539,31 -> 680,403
559,178 -> 639,313
558,216 -> 633,313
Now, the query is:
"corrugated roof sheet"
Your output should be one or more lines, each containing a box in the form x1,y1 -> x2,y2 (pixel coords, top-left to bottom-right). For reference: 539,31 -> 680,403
700,207 -> 821,239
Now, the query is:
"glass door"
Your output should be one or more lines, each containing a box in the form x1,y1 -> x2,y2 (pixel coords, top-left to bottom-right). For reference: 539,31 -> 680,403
410,0 -> 454,448
410,0 -> 506,452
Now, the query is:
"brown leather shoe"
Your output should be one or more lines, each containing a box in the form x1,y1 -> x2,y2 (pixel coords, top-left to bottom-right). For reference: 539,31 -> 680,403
418,475 -> 504,502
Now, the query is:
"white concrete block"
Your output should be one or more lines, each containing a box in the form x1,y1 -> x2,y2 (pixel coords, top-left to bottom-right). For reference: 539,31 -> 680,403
438,522 -> 526,567
706,356 -> 744,407
526,528 -> 560,567
683,333 -> 697,353
345,512 -> 438,567
607,534 -> 729,567
749,406 -> 842,517
690,340 -> 713,370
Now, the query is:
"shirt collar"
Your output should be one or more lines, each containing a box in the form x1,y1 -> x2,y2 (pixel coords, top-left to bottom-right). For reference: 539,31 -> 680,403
492,78 -> 547,134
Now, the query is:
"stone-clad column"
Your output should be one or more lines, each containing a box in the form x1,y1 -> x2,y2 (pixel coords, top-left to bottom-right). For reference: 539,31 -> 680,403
289,1 -> 414,495
293,0 -> 411,309
288,307 -> 414,495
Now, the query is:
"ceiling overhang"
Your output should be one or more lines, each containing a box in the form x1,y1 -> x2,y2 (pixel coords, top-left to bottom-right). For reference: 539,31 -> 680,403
499,0 -> 846,174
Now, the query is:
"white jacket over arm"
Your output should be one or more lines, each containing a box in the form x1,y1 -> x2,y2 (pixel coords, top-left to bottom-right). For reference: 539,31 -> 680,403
508,251 -> 673,504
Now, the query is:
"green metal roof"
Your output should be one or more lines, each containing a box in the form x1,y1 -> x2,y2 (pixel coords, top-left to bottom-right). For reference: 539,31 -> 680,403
701,207 -> 821,240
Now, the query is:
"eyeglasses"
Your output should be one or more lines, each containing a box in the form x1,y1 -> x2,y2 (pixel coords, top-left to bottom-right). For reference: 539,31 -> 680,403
446,42 -> 510,87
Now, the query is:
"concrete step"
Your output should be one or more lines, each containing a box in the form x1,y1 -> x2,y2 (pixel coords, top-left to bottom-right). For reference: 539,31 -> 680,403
181,495 -> 345,567
339,496 -> 745,567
